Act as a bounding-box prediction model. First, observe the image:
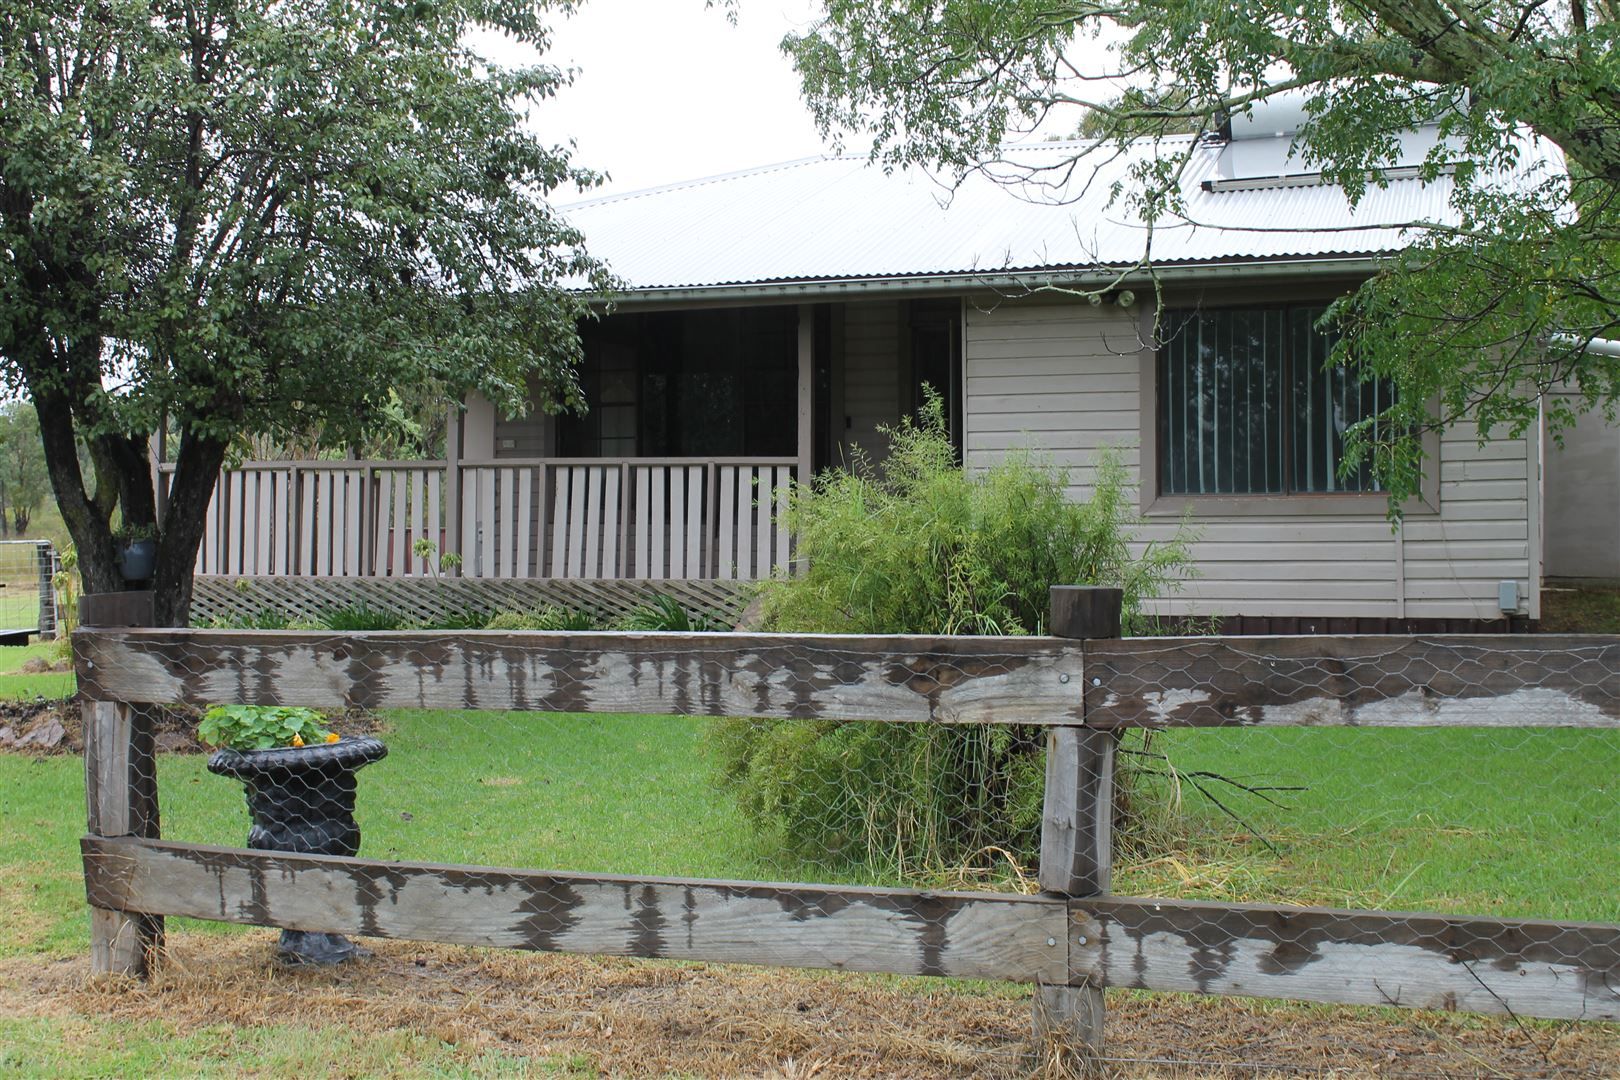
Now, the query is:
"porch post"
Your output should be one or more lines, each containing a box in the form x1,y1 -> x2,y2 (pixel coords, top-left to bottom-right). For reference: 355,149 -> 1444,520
460,393 -> 497,577
797,304 -> 813,487
444,404 -> 462,572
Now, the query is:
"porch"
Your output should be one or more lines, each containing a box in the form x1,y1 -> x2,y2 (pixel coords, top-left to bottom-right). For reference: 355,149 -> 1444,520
182,457 -> 798,582
178,298 -> 963,586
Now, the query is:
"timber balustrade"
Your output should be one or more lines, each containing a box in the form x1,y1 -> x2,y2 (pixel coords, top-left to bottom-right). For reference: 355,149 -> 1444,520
76,588 -> 1620,1059
161,457 -> 796,581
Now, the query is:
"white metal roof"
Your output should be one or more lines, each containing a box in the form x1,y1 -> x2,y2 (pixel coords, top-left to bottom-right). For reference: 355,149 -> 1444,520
563,133 -> 1559,300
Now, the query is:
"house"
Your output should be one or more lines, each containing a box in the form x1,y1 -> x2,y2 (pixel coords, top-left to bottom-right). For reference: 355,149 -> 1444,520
185,102 -> 1570,630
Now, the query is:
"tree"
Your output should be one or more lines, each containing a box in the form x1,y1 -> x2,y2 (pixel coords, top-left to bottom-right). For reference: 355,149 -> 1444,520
1,0 -> 611,624
0,402 -> 48,535
784,2 -> 1620,501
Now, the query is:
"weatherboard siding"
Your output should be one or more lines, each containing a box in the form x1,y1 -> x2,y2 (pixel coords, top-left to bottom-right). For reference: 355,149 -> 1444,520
494,377 -> 555,458
963,299 -> 1537,622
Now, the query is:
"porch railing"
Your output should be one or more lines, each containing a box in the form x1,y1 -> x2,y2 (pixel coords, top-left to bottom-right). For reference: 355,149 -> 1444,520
163,457 -> 798,581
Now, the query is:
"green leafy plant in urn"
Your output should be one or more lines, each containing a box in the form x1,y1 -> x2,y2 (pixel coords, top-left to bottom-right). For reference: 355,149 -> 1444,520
201,705 -> 387,965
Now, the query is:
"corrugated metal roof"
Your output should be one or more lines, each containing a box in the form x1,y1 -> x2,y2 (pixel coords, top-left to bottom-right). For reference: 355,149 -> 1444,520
562,134 -> 1561,296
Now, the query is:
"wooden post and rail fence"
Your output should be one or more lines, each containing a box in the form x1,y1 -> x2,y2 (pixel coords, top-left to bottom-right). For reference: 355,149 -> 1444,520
76,586 -> 1620,1060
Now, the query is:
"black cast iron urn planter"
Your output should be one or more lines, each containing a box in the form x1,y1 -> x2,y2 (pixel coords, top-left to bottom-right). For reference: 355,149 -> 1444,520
207,735 -> 388,965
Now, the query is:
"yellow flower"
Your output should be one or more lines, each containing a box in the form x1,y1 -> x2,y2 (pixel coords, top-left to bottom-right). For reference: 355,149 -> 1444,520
325,732 -> 340,744
291,734 -> 304,747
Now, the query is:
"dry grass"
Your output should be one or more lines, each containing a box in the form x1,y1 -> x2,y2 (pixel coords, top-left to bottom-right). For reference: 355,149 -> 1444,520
2,932 -> 1616,1078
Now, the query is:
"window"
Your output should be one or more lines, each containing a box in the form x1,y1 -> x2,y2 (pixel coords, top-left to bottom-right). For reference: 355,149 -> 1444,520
1157,304 -> 1389,496
559,308 -> 798,458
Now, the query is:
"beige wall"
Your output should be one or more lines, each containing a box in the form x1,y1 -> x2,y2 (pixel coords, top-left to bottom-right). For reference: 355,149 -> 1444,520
1543,400 -> 1620,579
963,296 -> 1540,622
491,378 -> 555,459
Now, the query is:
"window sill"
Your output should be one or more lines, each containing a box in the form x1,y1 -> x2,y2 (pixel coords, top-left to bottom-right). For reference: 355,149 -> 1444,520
1142,492 -> 1439,518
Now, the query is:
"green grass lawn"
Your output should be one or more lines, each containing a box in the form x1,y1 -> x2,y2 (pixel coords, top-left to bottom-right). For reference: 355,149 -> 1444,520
0,639 -> 72,697
1113,726 -> 1620,922
155,710 -> 818,883
6,701 -> 1617,962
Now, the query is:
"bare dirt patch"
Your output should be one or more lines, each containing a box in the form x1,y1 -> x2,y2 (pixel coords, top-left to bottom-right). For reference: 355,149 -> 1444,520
1,934 -> 1614,1077
0,698 -> 76,753
0,703 -> 389,756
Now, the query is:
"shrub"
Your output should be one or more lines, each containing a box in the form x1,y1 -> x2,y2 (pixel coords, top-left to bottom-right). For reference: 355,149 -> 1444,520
710,393 -> 1198,877
319,602 -> 412,632
758,394 -> 1192,636
206,607 -> 297,630
483,606 -> 598,631
616,593 -> 728,632
423,607 -> 495,631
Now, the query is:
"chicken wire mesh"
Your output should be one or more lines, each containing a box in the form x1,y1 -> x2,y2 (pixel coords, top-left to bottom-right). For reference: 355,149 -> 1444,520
78,626 -> 1620,1065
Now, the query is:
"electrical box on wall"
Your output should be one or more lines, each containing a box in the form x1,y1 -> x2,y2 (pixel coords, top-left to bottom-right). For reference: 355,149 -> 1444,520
1497,580 -> 1521,613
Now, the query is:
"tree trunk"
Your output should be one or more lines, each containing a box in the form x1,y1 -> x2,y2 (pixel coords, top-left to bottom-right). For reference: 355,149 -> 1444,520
32,380 -> 123,598
149,432 -> 228,627
27,343 -> 227,625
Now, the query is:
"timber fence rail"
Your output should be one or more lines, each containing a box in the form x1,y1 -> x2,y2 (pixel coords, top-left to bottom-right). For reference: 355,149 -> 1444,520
75,586 -> 1620,1062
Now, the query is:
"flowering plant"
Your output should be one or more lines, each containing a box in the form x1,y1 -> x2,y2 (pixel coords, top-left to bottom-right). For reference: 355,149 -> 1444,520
199,705 -> 340,751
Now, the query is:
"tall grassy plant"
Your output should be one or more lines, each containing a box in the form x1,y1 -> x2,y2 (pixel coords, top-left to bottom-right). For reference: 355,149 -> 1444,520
711,395 -> 1198,877
759,398 -> 1190,636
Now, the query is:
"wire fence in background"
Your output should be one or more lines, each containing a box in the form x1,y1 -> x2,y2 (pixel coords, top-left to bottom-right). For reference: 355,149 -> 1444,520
0,540 -> 57,640
73,594 -> 1620,1074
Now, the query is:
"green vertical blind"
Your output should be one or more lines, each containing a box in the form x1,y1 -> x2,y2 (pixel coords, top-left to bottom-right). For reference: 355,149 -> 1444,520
1158,305 -> 1385,495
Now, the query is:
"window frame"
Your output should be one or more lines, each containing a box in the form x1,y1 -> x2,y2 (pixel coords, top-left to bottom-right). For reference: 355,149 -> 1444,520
1137,285 -> 1440,518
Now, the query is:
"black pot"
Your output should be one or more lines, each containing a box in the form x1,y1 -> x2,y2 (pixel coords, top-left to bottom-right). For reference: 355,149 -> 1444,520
208,736 -> 388,964
118,539 -> 157,582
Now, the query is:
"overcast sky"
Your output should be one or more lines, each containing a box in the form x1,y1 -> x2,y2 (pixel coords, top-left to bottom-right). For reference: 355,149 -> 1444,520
503,0 -> 833,202
473,1 -> 1124,203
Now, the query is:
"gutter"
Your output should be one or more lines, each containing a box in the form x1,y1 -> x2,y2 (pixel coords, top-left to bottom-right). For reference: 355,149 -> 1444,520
589,256 -> 1388,309
1552,332 -> 1620,358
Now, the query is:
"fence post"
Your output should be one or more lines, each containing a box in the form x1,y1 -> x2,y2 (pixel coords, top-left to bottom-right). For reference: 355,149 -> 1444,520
1034,585 -> 1122,1061
79,593 -> 163,977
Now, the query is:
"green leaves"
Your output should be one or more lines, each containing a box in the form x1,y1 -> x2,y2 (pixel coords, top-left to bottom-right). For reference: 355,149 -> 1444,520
198,705 -> 333,752
2,0 -> 613,613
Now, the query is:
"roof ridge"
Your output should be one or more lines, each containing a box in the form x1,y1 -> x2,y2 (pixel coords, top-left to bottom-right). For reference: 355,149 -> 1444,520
564,134 -> 1209,212
1007,132 -> 1202,150
563,154 -> 862,211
